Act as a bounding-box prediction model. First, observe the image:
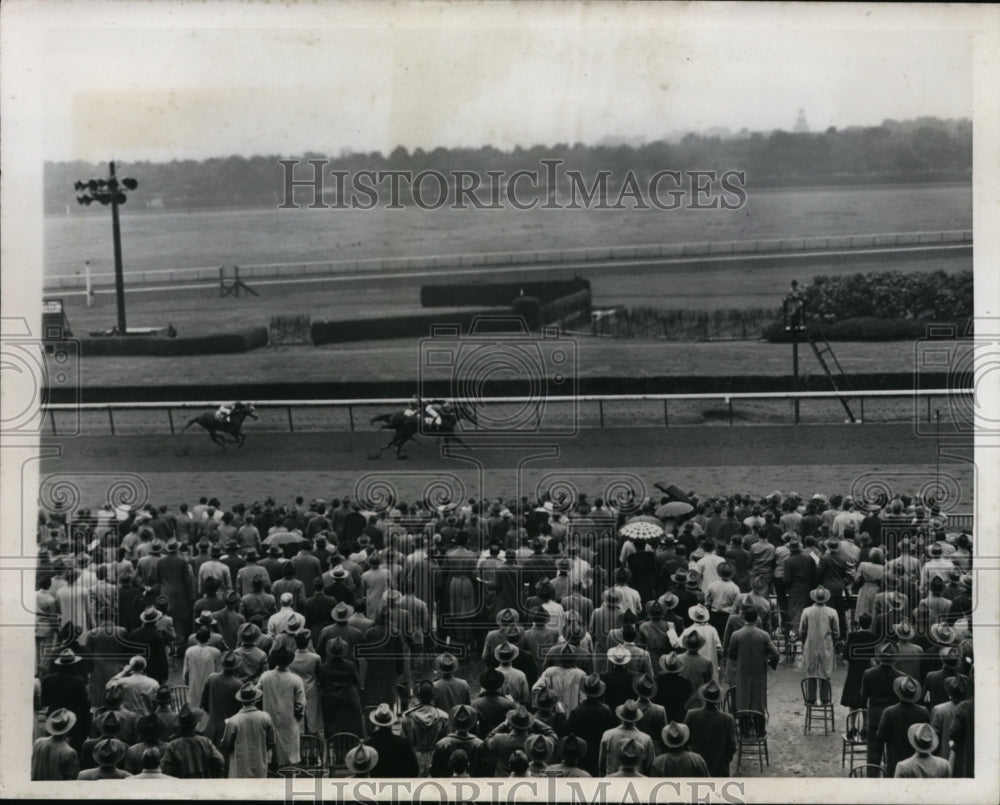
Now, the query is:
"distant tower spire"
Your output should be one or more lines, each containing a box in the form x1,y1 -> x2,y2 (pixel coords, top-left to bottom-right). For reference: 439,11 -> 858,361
794,108 -> 810,133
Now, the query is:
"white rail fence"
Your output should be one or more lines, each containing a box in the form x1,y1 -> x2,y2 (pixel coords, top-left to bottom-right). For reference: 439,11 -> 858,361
44,228 -> 973,291
43,388 -> 972,436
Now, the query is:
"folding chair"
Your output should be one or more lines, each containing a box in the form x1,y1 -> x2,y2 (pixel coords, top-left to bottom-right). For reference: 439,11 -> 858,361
168,685 -> 189,713
841,709 -> 867,770
800,676 -> 835,735
298,734 -> 326,776
849,763 -> 884,778
735,710 -> 769,773
327,732 -> 362,777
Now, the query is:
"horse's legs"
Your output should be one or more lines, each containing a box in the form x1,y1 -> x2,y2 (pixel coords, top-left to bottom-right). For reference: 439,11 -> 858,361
210,431 -> 228,450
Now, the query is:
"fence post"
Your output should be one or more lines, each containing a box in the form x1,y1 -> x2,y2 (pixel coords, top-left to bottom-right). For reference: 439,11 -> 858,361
663,400 -> 669,427
348,405 -> 355,432
728,397 -> 733,426
860,397 -> 865,423
108,407 -> 116,435
168,408 -> 175,434
926,395 -> 931,424
287,406 -> 295,433
599,400 -> 605,429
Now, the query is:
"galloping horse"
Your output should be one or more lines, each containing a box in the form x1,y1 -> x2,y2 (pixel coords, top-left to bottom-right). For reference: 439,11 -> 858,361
183,401 -> 258,448
370,401 -> 476,458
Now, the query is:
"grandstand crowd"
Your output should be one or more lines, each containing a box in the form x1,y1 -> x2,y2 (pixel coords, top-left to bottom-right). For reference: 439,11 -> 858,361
31,487 -> 975,780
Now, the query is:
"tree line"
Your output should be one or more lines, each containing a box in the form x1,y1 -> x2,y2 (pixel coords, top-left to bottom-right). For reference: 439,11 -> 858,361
45,116 -> 971,212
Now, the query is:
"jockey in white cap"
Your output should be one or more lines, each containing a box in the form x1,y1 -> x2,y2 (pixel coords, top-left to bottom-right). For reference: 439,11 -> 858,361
215,402 -> 235,424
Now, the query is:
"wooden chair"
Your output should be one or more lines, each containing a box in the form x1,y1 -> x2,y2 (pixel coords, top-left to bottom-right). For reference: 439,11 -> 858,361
735,710 -> 769,773
723,685 -> 737,714
168,685 -> 189,713
298,734 -> 326,776
800,676 -> 835,735
841,709 -> 867,770
849,763 -> 884,778
327,732 -> 362,777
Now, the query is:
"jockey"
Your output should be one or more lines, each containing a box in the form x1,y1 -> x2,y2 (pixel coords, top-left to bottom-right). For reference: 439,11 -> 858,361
404,395 -> 421,418
425,401 -> 443,428
215,403 -> 234,424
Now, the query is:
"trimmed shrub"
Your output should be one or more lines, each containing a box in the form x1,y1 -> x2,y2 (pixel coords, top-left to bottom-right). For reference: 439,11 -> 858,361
801,270 -> 972,322
79,327 -> 268,356
311,308 -> 513,344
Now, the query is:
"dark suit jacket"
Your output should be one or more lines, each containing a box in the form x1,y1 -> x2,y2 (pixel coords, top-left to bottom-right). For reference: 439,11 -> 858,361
876,701 -> 929,776
684,706 -> 737,776
41,669 -> 92,749
566,699 -> 619,777
367,728 -> 420,777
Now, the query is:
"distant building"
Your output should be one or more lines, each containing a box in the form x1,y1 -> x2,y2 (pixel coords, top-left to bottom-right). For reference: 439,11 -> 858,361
794,109 -> 810,133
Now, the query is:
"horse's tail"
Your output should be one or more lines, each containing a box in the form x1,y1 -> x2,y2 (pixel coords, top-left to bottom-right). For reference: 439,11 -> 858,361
182,417 -> 201,431
371,413 -> 392,425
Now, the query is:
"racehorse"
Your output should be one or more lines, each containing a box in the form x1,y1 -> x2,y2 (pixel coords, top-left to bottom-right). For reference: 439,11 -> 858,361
182,401 -> 258,448
369,402 -> 476,458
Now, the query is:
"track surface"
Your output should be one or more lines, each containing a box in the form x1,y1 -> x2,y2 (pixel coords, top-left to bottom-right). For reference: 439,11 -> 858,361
39,424 -> 975,512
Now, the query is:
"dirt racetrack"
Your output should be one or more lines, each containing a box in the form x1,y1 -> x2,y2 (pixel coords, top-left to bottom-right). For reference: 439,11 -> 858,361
36,422 -> 974,777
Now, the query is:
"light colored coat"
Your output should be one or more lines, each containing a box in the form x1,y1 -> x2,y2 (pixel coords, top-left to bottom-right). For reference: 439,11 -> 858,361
259,668 -> 305,766
221,705 -> 275,778
799,603 -> 839,678
183,643 -> 221,709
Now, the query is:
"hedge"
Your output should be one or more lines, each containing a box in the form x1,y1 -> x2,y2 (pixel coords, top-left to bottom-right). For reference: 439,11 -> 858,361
79,327 -> 268,356
763,317 -> 972,343
800,270 -> 972,322
311,308 -> 521,344
420,276 -> 591,308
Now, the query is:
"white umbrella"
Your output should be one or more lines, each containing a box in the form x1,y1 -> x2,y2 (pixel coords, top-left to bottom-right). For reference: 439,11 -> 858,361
656,501 -> 694,518
619,520 -> 665,540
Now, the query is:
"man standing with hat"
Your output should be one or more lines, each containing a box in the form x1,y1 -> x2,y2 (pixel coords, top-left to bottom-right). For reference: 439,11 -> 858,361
315,601 -> 365,663
547,733 -> 591,777
495,642 -> 530,706
367,703 -> 420,777
198,544 -> 232,595
202,652 -> 244,747
157,537 -> 196,653
259,646 -> 305,769
471,667 -> 517,738
40,648 -> 92,752
727,605 -> 779,714
214,590 -> 247,651
524,733 -> 556,777
606,737 -> 645,777
633,674 -> 667,754
77,737 -> 131,779
930,674 -> 967,763
894,722 -> 950,777
683,680 -> 737,776
233,624 -> 268,681
653,652 -> 693,723
598,698 -> 654,776
31,708 -> 80,780
344,742 -> 379,777
184,627 -> 222,709
565,673 -> 618,776
221,683 -> 275,778
161,704 -> 225,778
130,606 -> 171,684
876,675 -> 931,777
432,652 -> 471,714
483,608 -> 521,664
429,704 -> 486,777
680,605 -> 722,681
79,710 -> 128,771
485,705 -> 535,777
652,721 -> 710,776
799,585 -> 839,704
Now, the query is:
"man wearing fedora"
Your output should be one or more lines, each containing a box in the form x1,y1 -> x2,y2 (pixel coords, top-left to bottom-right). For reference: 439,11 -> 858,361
130,606 -> 171,685
344,742 -> 379,777
652,721 -> 710,776
598,698 -> 655,776
894,722 -> 950,777
683,680 -> 737,776
638,600 -> 681,672
431,652 -> 471,715
533,641 -> 586,714
495,642 -> 531,707
31,708 -> 80,780
40,648 -> 92,752
202,651 -> 244,747
930,674 -> 967,763
891,620 -> 924,679
875,674 -> 931,776
77,736 -> 131,779
364,702 -> 420,776
799,585 -> 839,704
653,651 -> 693,723
161,704 -> 225,778
524,732 -> 556,777
259,646 -> 305,769
429,704 -> 486,777
679,604 -> 722,681
157,538 -> 196,652
125,714 -> 170,774
221,683 -> 275,777
79,709 -> 129,771
471,667 -> 517,739
632,673 -> 668,754
727,605 -> 779,714
546,733 -> 591,777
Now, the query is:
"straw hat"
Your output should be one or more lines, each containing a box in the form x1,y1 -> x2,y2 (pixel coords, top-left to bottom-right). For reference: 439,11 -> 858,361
345,742 -> 379,774
44,707 -> 77,736
368,703 -> 397,728
809,586 -> 831,604
607,645 -> 631,666
688,604 -> 710,624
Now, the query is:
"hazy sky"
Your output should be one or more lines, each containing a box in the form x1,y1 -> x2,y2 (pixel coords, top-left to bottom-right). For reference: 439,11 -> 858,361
11,2 -> 977,162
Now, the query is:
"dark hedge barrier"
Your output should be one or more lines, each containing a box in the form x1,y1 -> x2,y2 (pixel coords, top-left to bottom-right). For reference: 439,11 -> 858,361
311,308 -> 520,344
79,327 -> 268,356
801,269 -> 972,322
763,317 -> 972,343
420,276 -> 591,308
